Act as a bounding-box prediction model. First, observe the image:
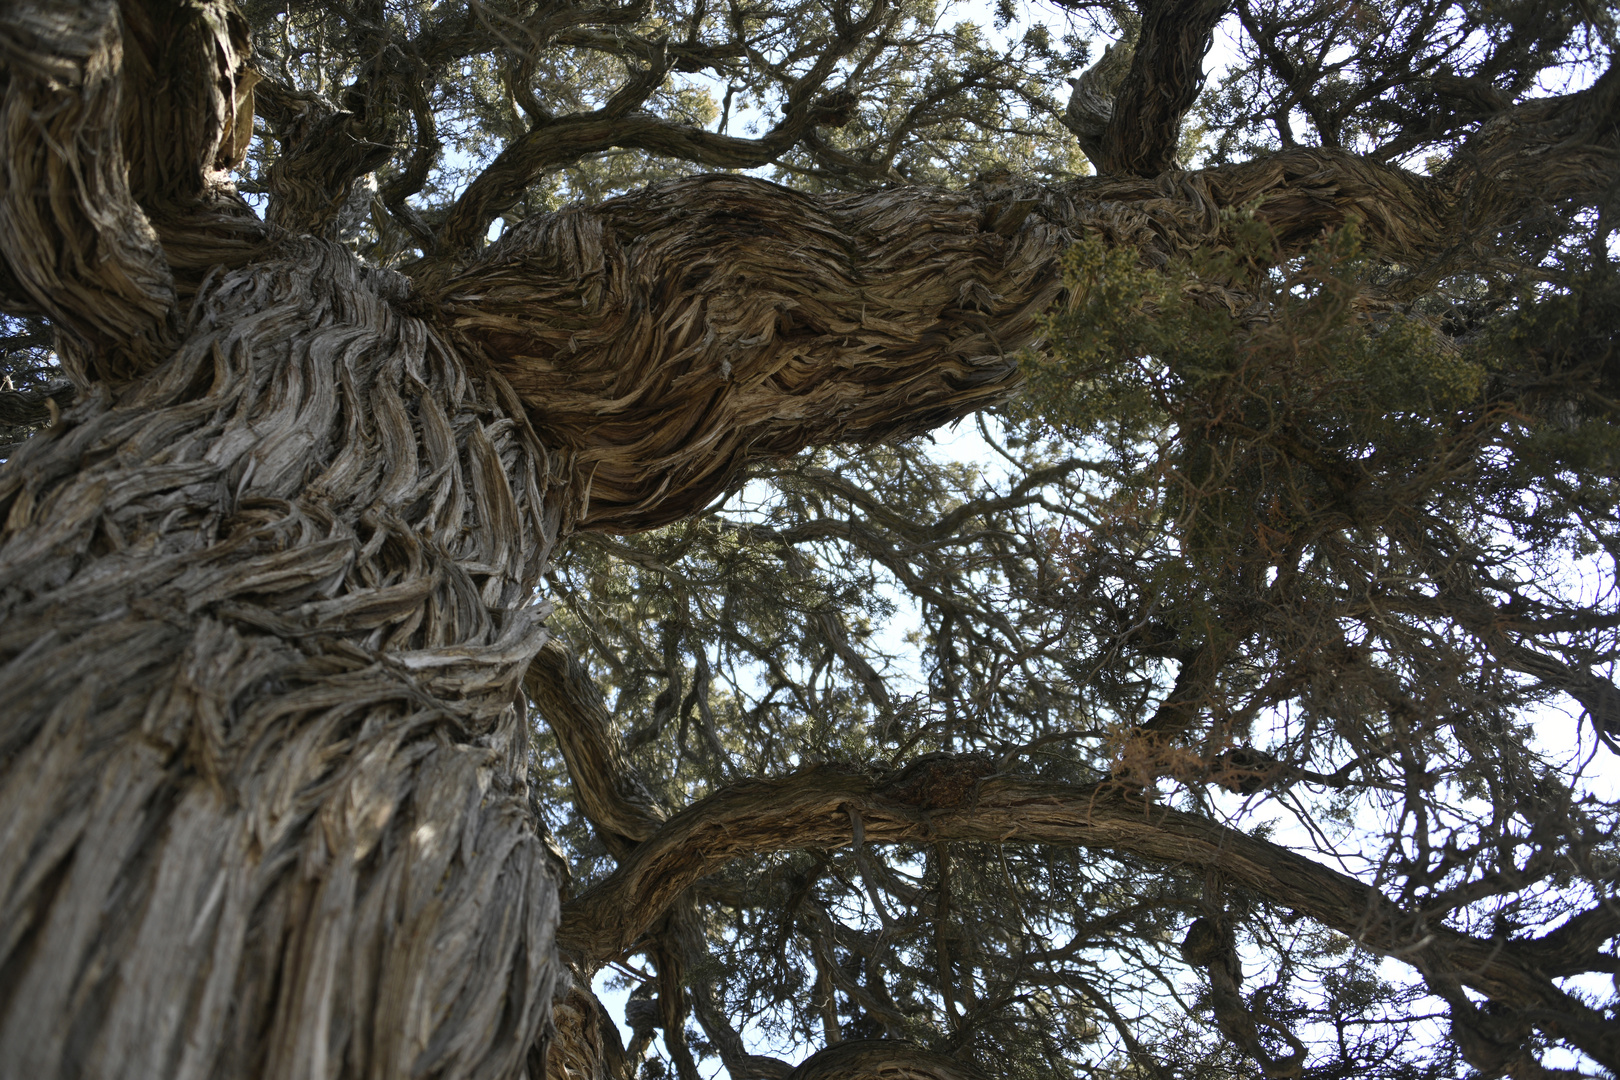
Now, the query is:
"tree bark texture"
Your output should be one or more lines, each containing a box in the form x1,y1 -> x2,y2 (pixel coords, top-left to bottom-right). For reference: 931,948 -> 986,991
784,1040 -> 989,1080
2,1 -> 1617,1073
1063,0 -> 1229,177
437,146 -> 1523,532
525,639 -> 666,851
0,243 -> 570,1079
0,0 -> 177,377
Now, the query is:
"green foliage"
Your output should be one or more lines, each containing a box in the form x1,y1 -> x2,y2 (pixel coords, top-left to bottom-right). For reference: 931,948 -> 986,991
537,215 -> 1620,1078
5,0 -> 1617,1075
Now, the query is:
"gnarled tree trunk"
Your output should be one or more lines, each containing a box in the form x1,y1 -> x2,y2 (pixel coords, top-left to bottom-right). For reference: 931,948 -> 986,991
0,241 -> 569,1079
3,1 -> 1617,1077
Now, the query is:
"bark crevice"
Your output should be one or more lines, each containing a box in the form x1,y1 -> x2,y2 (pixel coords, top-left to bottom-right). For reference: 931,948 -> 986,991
0,241 -> 570,1080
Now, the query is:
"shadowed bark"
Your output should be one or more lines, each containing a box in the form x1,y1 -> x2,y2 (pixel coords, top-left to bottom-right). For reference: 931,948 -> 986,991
2,0 -> 1618,1075
552,760 -> 1620,1069
526,638 -> 667,852
0,381 -> 76,430
116,0 -> 267,280
1064,0 -> 1230,177
785,1040 -> 988,1080
0,0 -> 176,380
1101,0 -> 1228,175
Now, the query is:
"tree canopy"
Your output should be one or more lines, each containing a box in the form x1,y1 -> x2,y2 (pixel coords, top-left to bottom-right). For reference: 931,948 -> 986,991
0,0 -> 1617,1079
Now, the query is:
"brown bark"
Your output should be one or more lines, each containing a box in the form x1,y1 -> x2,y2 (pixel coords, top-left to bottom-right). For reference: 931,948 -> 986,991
555,761 -> 1619,1069
784,1039 -> 987,1080
0,0 -> 177,380
439,116 -> 1618,533
1097,0 -> 1229,176
1063,0 -> 1230,177
525,638 -> 667,851
438,159 -> 1380,532
548,973 -> 639,1080
2,2 -> 1618,1076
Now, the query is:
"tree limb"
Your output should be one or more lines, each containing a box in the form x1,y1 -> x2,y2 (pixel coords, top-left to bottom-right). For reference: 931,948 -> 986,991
429,0 -> 888,260
0,381 -> 76,430
555,761 -> 1620,1068
117,0 -> 266,279
0,0 -> 175,381
784,1039 -> 988,1080
1068,0 -> 1229,177
525,637 -> 667,854
442,113 -> 1616,532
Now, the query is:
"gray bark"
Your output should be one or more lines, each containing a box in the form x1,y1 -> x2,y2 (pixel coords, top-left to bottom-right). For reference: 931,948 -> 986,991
1,1 -> 1616,1076
0,242 -> 568,1079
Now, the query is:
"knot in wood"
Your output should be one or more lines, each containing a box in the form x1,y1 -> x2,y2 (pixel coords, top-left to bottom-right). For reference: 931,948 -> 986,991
878,754 -> 994,809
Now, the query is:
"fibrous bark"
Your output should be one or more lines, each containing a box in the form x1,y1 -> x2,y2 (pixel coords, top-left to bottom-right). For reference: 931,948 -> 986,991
1064,0 -> 1229,177
525,638 -> 667,851
439,115 -> 1616,533
2,1 -> 1617,1075
0,243 -> 568,1079
0,0 -> 177,380
1101,0 -> 1228,176
784,1039 -> 988,1080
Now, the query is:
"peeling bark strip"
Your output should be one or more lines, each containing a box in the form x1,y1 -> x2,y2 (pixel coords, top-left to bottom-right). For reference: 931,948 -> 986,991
0,0 -> 175,378
0,245 -> 568,1079
442,116 -> 1615,533
555,763 -> 1620,1068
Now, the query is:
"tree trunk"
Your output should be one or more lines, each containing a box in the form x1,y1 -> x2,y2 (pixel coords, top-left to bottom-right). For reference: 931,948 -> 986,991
0,242 -> 569,1079
3,3 -> 1615,1073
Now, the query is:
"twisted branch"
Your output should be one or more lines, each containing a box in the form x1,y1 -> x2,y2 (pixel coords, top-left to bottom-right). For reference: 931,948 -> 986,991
555,761 -> 1620,1069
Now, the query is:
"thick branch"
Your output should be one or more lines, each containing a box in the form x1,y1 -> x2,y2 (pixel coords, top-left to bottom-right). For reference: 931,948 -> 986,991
0,0 -> 175,381
440,173 -> 1060,531
1096,0 -> 1228,176
1063,40 -> 1134,169
118,0 -> 255,205
255,74 -> 403,237
441,126 -> 1615,532
785,1040 -> 987,1080
555,763 -> 1620,1067
118,0 -> 268,282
